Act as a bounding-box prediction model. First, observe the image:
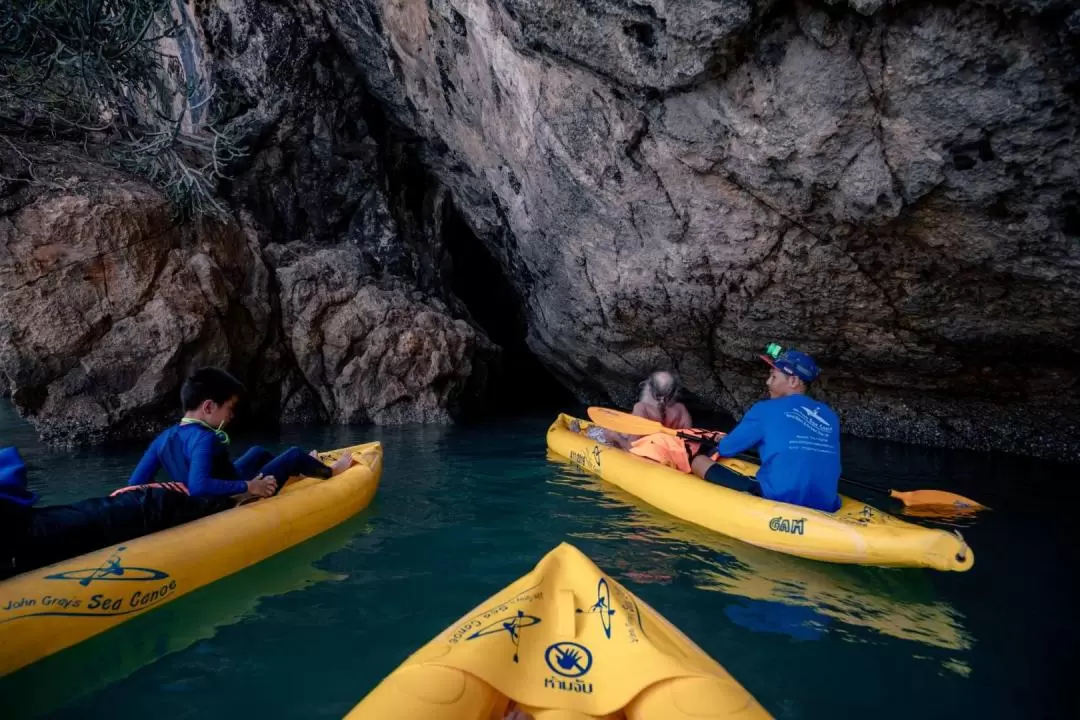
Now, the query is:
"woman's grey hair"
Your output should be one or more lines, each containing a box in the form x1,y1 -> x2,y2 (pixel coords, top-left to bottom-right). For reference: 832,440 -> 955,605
640,370 -> 681,406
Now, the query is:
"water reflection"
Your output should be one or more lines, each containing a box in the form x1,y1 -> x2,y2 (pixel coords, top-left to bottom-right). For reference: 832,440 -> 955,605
896,503 -> 982,526
1,515 -> 373,718
547,454 -> 972,655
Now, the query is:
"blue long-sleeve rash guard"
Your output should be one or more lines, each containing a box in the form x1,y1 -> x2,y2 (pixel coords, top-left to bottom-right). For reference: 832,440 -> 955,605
128,424 -> 247,497
716,394 -> 842,513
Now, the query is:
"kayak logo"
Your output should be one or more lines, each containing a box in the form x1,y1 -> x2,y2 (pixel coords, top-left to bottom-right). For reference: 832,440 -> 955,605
576,578 -> 615,639
787,406 -> 833,435
3,547 -> 179,623
45,547 -> 169,587
568,447 -> 601,472
769,516 -> 806,535
545,641 -> 593,678
801,406 -> 831,428
467,610 -> 541,663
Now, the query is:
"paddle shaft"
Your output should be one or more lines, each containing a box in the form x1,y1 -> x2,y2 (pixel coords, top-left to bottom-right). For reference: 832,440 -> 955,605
720,448 -> 891,498
672,425 -> 888,497
834,474 -> 895,497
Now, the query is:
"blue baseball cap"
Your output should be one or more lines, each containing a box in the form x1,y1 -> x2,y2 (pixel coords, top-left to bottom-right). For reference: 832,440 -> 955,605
760,349 -> 820,383
0,446 -> 38,507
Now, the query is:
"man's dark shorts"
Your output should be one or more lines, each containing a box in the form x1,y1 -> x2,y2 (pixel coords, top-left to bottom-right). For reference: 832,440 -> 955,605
704,462 -> 762,496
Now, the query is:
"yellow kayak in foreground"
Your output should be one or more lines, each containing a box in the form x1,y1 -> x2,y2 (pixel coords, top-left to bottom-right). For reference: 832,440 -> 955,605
348,542 -> 770,720
547,414 -> 972,572
0,442 -> 382,677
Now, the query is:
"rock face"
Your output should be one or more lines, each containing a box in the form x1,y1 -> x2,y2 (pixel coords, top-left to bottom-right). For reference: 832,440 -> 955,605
273,243 -> 493,424
0,143 -> 274,444
191,0 -> 501,424
0,0 -> 500,443
0,143 -> 493,441
321,0 -> 1080,461
2,0 -> 1078,461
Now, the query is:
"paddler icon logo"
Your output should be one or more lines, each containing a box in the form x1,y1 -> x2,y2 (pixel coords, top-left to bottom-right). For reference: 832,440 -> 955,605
467,610 -> 541,663
576,578 -> 615,639
44,547 -> 169,586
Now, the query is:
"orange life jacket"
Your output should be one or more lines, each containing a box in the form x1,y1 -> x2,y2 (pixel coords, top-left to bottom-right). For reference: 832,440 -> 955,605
628,433 -> 694,473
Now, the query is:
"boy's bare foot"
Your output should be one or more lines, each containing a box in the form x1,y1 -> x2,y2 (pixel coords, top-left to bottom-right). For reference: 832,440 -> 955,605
330,452 -> 357,476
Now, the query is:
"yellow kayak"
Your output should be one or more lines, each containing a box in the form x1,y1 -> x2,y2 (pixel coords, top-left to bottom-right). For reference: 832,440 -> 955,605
547,414 -> 973,572
549,454 -> 972,652
0,516 -> 367,718
0,442 -> 382,677
348,542 -> 770,719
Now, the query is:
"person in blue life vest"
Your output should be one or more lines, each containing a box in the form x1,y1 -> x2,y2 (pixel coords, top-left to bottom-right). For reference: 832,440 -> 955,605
690,345 -> 842,513
127,368 -> 357,499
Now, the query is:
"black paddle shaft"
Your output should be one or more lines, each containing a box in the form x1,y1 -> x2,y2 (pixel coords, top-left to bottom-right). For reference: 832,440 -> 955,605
675,432 -> 890,497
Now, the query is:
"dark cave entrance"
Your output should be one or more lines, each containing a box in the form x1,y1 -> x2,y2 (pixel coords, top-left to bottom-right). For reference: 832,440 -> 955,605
357,79 -> 574,418
440,202 -> 576,415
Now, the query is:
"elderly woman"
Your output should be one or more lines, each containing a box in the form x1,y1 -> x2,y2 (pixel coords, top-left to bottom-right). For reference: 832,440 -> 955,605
584,371 -> 692,449
631,370 -> 693,429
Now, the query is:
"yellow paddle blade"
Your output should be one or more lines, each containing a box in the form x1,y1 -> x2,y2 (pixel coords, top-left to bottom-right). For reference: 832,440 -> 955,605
587,407 -> 677,437
889,489 -> 989,511
586,407 -> 725,443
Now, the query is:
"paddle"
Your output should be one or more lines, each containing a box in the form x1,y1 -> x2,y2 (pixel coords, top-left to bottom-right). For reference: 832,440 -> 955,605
585,407 -> 988,511
586,407 -> 724,441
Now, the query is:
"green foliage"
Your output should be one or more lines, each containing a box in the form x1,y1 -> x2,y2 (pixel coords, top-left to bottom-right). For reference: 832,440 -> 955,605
0,0 -> 244,217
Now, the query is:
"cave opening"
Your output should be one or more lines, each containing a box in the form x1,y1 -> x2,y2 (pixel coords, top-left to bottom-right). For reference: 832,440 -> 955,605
440,200 -> 576,415
344,62 -> 574,419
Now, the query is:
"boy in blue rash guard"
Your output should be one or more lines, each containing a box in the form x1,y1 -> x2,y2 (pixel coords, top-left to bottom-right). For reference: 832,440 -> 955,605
128,368 -> 356,498
690,347 -> 842,513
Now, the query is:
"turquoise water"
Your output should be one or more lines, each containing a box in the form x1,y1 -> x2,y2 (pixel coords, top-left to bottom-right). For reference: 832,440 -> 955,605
1,400 -> 1073,718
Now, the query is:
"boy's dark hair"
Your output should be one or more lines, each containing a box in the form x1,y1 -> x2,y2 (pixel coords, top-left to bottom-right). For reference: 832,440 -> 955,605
180,368 -> 246,411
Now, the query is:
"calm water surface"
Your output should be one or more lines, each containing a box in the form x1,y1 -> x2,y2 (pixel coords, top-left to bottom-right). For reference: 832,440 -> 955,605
0,401 -> 1072,718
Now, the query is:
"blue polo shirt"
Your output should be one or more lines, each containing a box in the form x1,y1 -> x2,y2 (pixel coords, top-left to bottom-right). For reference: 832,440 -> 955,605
717,394 -> 842,512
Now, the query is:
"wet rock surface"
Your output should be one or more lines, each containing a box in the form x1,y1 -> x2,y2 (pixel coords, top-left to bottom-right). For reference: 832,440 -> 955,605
324,0 -> 1079,460
2,0 -> 1077,461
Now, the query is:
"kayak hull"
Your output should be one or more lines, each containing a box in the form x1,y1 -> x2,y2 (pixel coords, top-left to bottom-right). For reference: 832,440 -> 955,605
347,542 -> 771,719
0,442 -> 382,676
547,414 -> 972,572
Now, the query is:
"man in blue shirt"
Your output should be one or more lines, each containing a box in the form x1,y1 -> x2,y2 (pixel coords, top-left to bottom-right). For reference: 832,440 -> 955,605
690,348 -> 841,513
128,368 -> 356,498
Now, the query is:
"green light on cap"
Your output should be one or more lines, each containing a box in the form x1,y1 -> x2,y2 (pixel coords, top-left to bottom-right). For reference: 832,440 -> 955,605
764,343 -> 783,359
